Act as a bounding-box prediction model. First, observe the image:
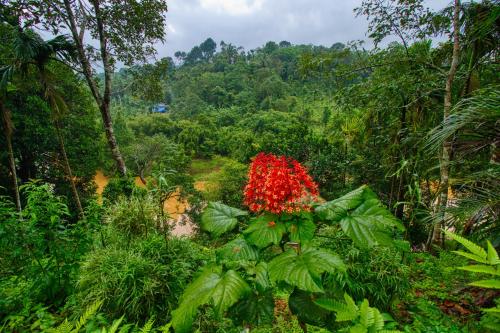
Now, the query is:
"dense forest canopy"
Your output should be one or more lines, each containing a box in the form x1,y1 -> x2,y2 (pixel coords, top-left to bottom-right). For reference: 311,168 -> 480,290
0,0 -> 499,332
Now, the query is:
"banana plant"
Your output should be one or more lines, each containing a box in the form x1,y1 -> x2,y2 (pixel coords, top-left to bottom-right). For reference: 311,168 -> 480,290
171,183 -> 405,332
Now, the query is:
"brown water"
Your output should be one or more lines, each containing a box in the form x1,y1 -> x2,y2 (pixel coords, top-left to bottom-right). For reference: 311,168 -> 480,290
93,171 -> 196,236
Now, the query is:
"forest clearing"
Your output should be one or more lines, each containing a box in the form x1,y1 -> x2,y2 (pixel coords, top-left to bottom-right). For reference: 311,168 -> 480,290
0,0 -> 499,332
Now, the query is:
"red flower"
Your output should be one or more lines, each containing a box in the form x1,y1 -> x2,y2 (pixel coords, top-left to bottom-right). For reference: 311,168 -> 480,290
244,153 -> 319,214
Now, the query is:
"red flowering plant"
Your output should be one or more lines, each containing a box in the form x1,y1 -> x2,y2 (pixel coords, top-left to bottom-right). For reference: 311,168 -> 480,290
172,153 -> 405,333
244,152 -> 319,215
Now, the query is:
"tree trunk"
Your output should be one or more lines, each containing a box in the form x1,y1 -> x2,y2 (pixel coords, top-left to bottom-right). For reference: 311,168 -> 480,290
1,101 -> 21,212
432,0 -> 461,246
54,120 -> 84,218
62,0 -> 127,177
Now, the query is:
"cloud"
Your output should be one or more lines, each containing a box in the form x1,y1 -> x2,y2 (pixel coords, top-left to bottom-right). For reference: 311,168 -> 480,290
199,0 -> 265,15
156,0 -> 451,59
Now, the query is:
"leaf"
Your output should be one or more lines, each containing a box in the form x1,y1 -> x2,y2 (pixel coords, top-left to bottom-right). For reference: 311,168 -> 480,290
452,250 -> 490,264
211,270 -> 251,316
288,289 -> 331,326
171,265 -> 222,333
287,215 -> 316,244
469,279 -> 500,289
487,241 -> 500,265
458,265 -> 500,276
316,186 -> 403,249
201,202 -> 247,237
229,290 -> 274,326
315,185 -> 366,221
268,247 -> 345,292
359,299 -> 374,328
315,293 -> 358,322
217,237 -> 259,263
244,214 -> 286,248
444,231 -> 487,261
254,262 -> 271,291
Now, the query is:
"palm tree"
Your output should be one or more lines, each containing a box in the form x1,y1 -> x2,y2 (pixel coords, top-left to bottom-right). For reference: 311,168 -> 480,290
426,87 -> 499,241
9,29 -> 84,217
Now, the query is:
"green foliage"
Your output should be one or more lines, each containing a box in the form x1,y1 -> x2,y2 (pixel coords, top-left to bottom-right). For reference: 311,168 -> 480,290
72,234 -> 209,323
316,185 -> 404,248
201,202 -> 248,237
446,232 -> 500,331
173,185 -> 402,331
269,247 -> 346,292
171,265 -> 250,333
316,293 -> 400,332
317,228 -> 410,310
105,194 -> 159,240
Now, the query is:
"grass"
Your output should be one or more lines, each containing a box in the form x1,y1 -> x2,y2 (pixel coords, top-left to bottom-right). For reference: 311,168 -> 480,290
190,156 -> 233,182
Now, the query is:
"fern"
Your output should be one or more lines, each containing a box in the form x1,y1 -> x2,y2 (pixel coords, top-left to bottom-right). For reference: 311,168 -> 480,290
315,293 -> 400,332
447,232 -> 500,330
139,317 -> 155,333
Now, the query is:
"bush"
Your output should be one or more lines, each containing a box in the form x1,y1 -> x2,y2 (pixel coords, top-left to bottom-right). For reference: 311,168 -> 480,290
315,226 -> 410,310
102,176 -> 136,205
72,234 -> 210,323
105,194 -> 160,240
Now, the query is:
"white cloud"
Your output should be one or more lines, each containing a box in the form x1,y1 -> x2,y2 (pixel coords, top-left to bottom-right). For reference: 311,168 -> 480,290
199,0 -> 265,15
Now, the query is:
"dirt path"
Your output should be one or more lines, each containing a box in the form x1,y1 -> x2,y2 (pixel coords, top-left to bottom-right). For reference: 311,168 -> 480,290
93,171 -> 196,237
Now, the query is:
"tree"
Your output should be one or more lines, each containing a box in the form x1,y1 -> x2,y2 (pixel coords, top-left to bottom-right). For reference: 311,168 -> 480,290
5,29 -> 85,216
4,0 -> 169,176
432,0 -> 461,245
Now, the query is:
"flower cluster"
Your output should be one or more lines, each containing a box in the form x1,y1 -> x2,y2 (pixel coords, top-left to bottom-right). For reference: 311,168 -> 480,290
244,153 -> 319,214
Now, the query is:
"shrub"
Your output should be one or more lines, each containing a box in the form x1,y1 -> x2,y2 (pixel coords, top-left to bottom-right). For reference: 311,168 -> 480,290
72,234 -> 210,323
104,194 -> 159,240
315,227 -> 411,310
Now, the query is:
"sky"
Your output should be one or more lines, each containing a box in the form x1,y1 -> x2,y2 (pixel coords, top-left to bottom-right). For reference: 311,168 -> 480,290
157,0 -> 451,58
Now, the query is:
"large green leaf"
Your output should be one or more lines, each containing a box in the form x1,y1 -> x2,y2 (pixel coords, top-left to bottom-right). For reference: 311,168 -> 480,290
316,186 -> 403,249
287,214 -> 316,244
288,289 -> 331,326
315,185 -> 366,220
211,270 -> 252,316
244,214 -> 286,248
171,265 -> 222,333
217,237 -> 259,263
171,267 -> 250,333
254,262 -> 271,291
268,247 -> 345,292
229,290 -> 275,327
315,293 -> 358,322
201,202 -> 248,237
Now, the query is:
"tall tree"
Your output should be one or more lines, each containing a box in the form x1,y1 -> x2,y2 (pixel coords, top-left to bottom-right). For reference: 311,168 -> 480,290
9,29 -> 85,216
3,0 -> 169,176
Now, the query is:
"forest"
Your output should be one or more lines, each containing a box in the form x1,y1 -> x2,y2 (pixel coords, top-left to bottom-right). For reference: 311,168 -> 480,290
0,0 -> 499,332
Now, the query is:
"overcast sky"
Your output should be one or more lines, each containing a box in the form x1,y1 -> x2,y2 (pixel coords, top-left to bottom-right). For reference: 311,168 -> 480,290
157,0 -> 451,58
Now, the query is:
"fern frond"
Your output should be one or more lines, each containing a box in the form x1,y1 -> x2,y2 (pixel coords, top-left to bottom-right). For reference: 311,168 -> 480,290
469,279 -> 500,289
52,319 -> 73,333
458,265 -> 500,276
107,316 -> 125,333
452,250 -> 489,264
359,299 -> 374,327
139,317 -> 155,333
73,300 -> 103,332
487,241 -> 500,265
444,231 -> 487,261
